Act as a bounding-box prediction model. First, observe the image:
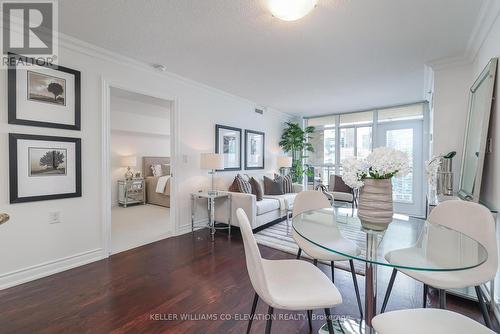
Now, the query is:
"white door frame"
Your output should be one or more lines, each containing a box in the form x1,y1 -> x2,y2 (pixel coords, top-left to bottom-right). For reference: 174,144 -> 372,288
100,77 -> 180,256
376,119 -> 425,217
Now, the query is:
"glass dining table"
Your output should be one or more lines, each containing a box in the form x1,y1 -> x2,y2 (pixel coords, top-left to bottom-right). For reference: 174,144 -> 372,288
292,208 -> 488,334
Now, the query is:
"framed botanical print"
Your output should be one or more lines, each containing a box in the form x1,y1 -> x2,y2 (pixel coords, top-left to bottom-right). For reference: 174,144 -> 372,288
245,130 -> 265,170
8,53 -> 81,130
9,133 -> 82,203
215,124 -> 242,171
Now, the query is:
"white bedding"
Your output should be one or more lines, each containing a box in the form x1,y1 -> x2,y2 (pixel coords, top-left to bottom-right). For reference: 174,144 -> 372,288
156,175 -> 171,193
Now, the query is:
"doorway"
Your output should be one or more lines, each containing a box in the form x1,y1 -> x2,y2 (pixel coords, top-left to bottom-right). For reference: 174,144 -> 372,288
376,119 -> 424,217
104,85 -> 176,255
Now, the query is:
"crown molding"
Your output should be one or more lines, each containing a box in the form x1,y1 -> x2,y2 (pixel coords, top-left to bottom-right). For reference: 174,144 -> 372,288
465,0 -> 500,63
56,33 -> 294,119
427,0 -> 500,71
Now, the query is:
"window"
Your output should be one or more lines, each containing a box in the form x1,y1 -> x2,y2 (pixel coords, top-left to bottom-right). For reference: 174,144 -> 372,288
339,111 -> 373,126
340,127 -> 355,161
357,126 -> 372,159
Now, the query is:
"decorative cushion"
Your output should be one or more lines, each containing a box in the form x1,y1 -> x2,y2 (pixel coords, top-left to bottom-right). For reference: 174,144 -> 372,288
264,176 -> 284,195
151,164 -> 163,176
162,164 -> 171,175
249,177 -> 263,201
280,174 -> 293,193
236,174 -> 252,194
228,178 -> 240,192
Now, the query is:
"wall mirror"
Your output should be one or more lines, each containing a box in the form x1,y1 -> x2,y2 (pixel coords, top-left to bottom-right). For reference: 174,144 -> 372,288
458,58 -> 498,201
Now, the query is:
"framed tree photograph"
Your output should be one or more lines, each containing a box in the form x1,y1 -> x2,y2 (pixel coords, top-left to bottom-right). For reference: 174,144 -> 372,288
9,133 -> 82,203
215,124 -> 242,171
245,130 -> 265,170
8,53 -> 81,130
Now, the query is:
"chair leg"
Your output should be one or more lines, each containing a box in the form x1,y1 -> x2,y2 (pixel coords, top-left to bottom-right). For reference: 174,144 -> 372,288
423,284 -> 428,308
381,268 -> 397,313
246,293 -> 259,334
324,308 -> 334,334
438,289 -> 446,309
475,286 -> 492,329
313,259 -> 318,266
307,310 -> 313,332
296,248 -> 302,259
330,261 -> 335,283
265,306 -> 274,334
349,260 -> 363,318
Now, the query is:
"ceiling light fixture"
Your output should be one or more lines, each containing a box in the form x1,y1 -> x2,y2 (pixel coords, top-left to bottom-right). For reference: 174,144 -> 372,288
268,0 -> 318,21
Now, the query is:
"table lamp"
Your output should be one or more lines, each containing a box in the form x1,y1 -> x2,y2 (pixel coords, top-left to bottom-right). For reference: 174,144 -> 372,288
120,155 -> 137,180
277,156 -> 293,176
200,153 -> 224,195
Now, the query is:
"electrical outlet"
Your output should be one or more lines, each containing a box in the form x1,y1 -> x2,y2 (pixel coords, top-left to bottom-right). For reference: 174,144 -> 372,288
49,212 -> 61,224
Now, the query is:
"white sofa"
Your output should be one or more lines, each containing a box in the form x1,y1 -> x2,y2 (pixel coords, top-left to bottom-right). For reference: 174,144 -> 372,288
214,173 -> 303,230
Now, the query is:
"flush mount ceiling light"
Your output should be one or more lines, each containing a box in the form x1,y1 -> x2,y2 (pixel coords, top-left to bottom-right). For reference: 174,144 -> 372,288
268,0 -> 319,21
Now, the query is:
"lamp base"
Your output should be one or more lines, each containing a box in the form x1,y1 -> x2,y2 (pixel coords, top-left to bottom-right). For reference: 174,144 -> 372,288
124,167 -> 134,180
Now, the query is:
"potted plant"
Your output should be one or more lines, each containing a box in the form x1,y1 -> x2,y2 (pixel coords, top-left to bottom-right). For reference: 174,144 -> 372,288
279,122 -> 315,183
342,147 -> 410,231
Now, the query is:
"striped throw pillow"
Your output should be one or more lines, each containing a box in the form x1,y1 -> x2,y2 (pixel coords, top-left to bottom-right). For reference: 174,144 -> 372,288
275,173 -> 293,193
236,174 -> 252,194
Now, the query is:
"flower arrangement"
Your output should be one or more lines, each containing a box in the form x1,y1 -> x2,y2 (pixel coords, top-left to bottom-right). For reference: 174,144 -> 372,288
342,147 -> 410,189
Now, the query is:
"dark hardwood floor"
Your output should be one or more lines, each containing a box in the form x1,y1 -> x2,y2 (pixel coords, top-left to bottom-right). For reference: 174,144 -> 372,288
0,229 -> 498,333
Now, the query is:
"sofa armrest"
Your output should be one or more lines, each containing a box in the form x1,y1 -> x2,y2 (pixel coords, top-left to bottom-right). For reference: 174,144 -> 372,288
292,183 -> 304,193
214,192 -> 257,227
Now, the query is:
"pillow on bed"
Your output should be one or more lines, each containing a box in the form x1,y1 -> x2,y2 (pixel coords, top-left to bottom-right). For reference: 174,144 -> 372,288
151,164 -> 163,177
162,164 -> 171,175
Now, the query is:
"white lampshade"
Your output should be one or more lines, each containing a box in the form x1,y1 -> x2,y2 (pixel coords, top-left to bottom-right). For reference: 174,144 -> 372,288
277,156 -> 293,168
120,155 -> 137,167
200,153 -> 224,170
268,0 -> 318,21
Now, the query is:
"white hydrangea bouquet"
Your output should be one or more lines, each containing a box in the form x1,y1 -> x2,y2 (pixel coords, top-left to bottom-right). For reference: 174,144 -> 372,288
342,147 -> 410,189
342,147 -> 410,231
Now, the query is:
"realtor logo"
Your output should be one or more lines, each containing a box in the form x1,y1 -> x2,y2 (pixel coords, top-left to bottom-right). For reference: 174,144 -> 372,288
1,0 -> 58,59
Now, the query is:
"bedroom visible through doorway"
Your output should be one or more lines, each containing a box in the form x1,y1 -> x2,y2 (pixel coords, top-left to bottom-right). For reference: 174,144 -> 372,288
109,87 -> 174,254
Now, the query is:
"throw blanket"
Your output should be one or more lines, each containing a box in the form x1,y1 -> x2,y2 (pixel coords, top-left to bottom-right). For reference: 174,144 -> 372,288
156,175 -> 171,193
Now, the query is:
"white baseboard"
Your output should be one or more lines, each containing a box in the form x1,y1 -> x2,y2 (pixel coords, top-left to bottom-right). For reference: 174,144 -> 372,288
0,248 -> 105,290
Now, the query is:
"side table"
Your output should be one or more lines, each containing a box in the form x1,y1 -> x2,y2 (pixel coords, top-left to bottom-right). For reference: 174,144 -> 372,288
191,191 -> 232,241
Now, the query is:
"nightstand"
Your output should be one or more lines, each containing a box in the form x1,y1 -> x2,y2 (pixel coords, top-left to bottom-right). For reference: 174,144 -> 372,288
118,179 -> 146,207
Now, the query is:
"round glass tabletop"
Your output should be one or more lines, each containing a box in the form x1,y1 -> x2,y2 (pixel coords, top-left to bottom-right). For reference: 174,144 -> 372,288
292,208 -> 488,272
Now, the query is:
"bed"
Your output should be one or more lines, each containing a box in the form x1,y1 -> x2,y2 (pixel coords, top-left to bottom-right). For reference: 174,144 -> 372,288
142,156 -> 171,208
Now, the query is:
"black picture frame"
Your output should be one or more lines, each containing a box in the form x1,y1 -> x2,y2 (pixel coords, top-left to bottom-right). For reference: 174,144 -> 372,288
8,53 -> 81,130
244,129 -> 265,170
215,124 -> 242,171
9,133 -> 82,203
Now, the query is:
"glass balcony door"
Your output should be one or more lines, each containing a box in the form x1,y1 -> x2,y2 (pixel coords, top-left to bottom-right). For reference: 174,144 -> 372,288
376,119 -> 424,217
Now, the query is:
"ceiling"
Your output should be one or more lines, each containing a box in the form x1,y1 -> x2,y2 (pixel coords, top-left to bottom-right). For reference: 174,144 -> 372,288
59,0 -> 486,116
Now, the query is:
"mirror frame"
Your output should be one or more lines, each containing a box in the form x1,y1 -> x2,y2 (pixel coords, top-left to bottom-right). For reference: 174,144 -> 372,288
458,58 -> 498,202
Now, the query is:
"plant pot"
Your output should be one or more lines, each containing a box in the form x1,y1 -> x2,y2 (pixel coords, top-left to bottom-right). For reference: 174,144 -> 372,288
357,178 -> 393,231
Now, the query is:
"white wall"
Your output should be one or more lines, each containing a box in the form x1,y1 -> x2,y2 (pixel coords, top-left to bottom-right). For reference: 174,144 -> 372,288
431,63 -> 472,188
110,93 -> 171,206
0,36 -> 291,289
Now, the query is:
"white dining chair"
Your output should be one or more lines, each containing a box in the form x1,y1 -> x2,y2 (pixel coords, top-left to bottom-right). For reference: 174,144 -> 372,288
236,208 -> 342,334
292,190 -> 363,318
380,200 -> 497,329
372,308 -> 495,334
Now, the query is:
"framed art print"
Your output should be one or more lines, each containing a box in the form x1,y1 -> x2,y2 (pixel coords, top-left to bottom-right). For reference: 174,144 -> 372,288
245,130 -> 265,170
215,124 -> 242,171
9,133 -> 82,203
8,53 -> 81,130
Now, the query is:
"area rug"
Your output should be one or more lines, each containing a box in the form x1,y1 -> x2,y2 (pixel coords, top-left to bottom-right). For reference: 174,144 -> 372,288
255,214 -> 367,275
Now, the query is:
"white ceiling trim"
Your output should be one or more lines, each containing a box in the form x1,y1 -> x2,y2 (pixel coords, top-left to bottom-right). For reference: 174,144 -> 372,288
465,0 -> 500,63
57,32 -> 295,119
429,0 -> 500,71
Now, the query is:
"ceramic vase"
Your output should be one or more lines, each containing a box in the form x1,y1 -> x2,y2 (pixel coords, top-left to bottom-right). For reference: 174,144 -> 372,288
357,178 -> 393,231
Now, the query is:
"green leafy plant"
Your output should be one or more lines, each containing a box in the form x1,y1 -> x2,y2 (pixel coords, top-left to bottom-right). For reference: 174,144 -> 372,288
279,122 -> 315,183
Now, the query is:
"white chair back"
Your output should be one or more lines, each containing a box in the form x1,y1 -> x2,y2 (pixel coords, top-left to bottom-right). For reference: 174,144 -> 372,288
236,208 -> 272,302
293,190 -> 332,218
428,200 -> 498,282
